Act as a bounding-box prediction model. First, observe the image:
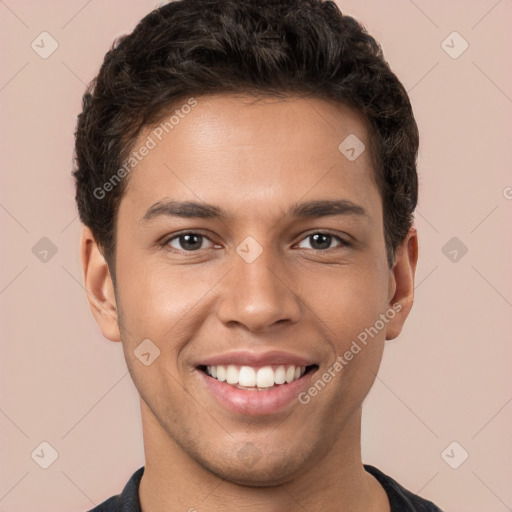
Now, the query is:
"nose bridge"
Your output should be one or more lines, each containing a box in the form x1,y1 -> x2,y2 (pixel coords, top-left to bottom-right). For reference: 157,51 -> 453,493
216,238 -> 301,331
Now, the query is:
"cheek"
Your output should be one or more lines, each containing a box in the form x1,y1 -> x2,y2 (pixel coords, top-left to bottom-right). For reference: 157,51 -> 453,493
301,262 -> 389,341
115,260 -> 220,349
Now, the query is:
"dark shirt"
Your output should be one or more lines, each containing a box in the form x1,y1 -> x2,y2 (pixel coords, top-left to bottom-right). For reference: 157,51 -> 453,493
88,464 -> 443,511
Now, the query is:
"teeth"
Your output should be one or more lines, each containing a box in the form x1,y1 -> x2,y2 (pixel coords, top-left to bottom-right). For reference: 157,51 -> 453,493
205,364 -> 307,388
216,365 -> 226,382
256,366 -> 274,388
226,365 -> 238,384
239,366 -> 256,387
274,365 -> 286,384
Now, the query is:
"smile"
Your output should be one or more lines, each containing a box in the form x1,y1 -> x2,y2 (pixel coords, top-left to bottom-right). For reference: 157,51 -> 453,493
195,352 -> 319,415
202,364 -> 314,390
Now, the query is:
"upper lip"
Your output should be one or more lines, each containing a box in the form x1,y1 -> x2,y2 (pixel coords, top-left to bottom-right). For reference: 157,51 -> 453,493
197,350 -> 316,367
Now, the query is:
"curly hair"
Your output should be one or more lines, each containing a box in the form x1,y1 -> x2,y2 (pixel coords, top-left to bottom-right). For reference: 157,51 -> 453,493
73,0 -> 418,274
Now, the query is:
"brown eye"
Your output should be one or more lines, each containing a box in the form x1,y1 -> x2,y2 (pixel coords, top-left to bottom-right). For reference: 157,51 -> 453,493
297,232 -> 346,251
166,233 -> 214,251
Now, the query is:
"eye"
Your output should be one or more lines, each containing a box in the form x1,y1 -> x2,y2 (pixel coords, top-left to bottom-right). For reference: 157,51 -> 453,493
296,232 -> 348,251
165,232 -> 215,251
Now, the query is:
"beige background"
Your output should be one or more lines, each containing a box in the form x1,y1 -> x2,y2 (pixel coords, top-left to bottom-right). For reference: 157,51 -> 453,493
1,1 -> 511,511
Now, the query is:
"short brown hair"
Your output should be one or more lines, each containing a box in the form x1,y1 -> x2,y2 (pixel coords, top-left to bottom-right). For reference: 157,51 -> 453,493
73,0 -> 419,273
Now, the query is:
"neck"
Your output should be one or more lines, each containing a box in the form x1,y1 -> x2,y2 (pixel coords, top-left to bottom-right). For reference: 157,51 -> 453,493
138,399 -> 389,512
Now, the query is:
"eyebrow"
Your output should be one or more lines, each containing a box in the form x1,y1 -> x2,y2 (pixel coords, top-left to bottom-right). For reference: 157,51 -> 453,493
140,199 -> 368,223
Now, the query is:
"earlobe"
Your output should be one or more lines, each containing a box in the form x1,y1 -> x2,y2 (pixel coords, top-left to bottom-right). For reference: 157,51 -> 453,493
386,227 -> 418,340
80,226 -> 121,342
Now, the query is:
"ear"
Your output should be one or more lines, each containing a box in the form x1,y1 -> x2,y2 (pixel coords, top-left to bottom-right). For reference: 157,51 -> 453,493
80,225 -> 121,342
385,227 -> 418,340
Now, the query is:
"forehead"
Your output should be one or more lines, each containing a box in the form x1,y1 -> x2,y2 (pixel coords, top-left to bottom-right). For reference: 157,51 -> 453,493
119,94 -> 380,222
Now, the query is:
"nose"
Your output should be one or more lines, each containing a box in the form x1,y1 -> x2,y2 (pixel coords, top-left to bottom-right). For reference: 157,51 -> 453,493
216,245 -> 302,332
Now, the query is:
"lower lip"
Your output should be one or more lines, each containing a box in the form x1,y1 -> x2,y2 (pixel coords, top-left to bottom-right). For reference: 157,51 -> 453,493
197,369 -> 317,416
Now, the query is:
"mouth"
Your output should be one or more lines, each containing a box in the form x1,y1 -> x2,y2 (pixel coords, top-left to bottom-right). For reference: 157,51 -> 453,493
198,364 -> 318,391
195,354 -> 319,415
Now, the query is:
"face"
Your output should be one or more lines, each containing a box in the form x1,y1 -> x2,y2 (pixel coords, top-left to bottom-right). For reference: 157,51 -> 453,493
82,94 -> 417,486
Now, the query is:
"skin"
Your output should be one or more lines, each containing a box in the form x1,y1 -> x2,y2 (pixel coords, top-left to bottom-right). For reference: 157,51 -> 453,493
81,94 -> 418,511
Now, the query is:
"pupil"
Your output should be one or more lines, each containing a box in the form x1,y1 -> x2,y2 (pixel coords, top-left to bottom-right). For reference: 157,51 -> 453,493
312,233 -> 330,250
181,234 -> 201,250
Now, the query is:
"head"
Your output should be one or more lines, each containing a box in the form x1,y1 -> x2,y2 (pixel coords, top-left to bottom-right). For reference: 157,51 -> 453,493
75,0 -> 418,487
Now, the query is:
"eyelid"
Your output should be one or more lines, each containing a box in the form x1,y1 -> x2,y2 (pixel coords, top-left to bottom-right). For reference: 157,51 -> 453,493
162,230 -> 217,249
294,230 -> 351,249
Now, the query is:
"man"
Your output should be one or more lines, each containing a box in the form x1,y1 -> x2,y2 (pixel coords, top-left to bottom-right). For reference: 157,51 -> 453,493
73,0 -> 443,510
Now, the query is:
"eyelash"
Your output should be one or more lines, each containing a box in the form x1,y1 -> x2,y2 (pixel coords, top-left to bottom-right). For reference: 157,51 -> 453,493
161,231 -> 351,252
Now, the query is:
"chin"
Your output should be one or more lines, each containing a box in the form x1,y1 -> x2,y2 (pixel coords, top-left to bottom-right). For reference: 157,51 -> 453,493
194,445 -> 316,487
208,462 -> 300,487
